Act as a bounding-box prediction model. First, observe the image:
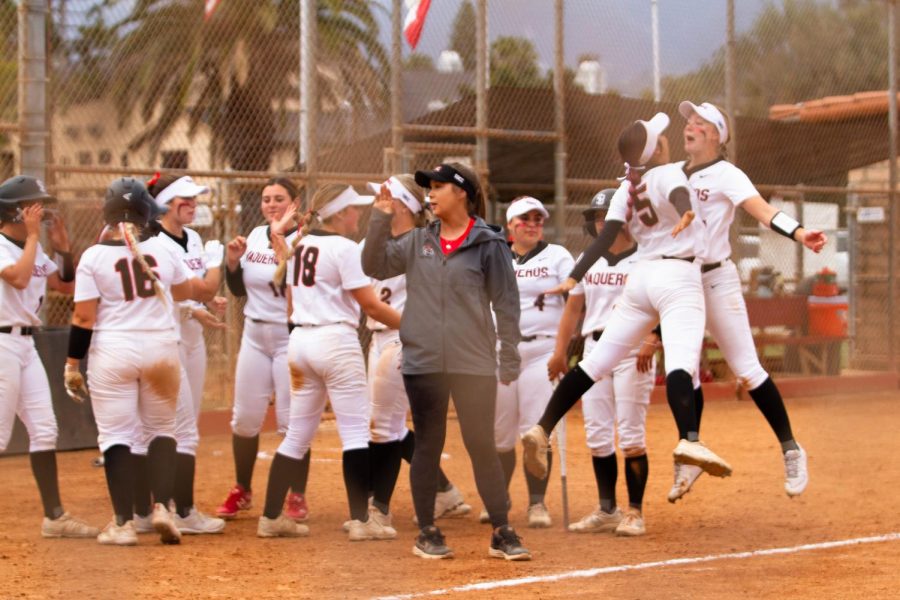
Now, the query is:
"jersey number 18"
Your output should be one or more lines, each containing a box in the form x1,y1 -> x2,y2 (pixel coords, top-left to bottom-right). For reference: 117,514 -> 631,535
292,245 -> 319,287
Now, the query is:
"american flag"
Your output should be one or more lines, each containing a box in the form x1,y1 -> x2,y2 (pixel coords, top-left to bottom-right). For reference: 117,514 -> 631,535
204,0 -> 221,21
403,0 -> 432,49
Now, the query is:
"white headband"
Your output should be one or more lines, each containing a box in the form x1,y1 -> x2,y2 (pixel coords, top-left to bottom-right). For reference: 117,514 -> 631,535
154,175 -> 210,208
679,101 -> 729,144
367,177 -> 423,214
317,186 -> 374,220
638,112 -> 671,165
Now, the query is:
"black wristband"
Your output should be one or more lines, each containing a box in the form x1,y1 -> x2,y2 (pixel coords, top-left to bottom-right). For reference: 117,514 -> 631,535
770,211 -> 802,241
288,322 -> 297,334
67,325 -> 93,360
652,324 -> 662,340
55,251 -> 75,282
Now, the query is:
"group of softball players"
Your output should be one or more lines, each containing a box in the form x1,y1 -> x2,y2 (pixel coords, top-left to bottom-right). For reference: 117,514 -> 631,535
0,98 -> 823,556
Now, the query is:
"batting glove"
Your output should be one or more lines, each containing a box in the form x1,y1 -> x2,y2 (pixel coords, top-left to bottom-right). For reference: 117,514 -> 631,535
203,240 -> 225,269
63,363 -> 89,403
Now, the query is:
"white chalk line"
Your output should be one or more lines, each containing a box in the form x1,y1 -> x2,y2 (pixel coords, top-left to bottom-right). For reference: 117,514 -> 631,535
374,532 -> 900,600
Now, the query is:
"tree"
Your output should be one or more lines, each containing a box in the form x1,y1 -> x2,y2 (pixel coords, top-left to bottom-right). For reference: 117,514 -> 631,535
405,52 -> 434,71
449,1 -> 476,72
95,0 -> 388,171
490,36 -> 542,88
662,0 -> 888,117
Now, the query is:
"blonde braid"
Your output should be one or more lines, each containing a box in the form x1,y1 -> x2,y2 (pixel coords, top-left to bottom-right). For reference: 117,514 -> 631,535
120,222 -> 167,305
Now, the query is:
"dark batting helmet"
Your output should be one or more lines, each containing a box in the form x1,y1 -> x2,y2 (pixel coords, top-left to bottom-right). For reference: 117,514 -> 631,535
582,188 -> 616,237
0,175 -> 56,223
103,177 -> 154,227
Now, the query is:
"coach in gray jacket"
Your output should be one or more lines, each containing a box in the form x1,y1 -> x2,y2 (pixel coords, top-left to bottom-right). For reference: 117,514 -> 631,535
362,163 -> 531,561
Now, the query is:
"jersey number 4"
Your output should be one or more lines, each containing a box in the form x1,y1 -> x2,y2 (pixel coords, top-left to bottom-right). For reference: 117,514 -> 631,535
292,245 -> 319,287
114,256 -> 159,301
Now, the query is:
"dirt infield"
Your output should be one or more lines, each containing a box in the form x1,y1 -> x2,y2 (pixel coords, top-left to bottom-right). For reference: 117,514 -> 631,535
2,390 -> 899,599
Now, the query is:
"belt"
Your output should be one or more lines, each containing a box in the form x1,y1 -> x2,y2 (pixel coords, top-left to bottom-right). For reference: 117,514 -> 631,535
590,329 -> 604,342
700,261 -> 722,274
521,334 -> 553,343
0,326 -> 34,335
293,322 -> 344,328
249,318 -> 284,325
662,255 -> 695,262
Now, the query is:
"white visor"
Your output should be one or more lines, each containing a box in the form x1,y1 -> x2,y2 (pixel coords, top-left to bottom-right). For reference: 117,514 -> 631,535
317,186 -> 374,220
679,101 -> 729,144
154,176 -> 210,208
506,196 -> 549,223
367,177 -> 422,214
638,112 -> 670,165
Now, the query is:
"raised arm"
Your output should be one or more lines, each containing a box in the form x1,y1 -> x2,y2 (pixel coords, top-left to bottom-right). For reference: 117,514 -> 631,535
360,200 -> 412,280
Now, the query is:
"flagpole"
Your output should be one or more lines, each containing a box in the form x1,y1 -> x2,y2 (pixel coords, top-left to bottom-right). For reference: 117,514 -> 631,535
651,0 -> 660,102
300,0 -> 317,197
391,0 -> 403,173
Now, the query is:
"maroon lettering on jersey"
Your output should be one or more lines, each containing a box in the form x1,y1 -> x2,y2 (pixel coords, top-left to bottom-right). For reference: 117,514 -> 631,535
184,257 -> 205,271
584,271 -> 628,286
515,266 -> 550,279
31,264 -> 51,277
245,250 -> 278,265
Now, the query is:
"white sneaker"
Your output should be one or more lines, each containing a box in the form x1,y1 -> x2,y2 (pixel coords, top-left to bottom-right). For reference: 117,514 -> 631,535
97,520 -> 138,546
522,425 -> 550,479
615,509 -> 646,537
567,507 -> 622,533
41,512 -> 100,538
526,503 -> 552,528
784,445 -> 809,497
173,507 -> 226,534
478,509 -> 491,524
133,513 -> 154,533
673,439 -> 732,478
434,485 -> 472,519
258,514 -> 310,537
151,502 -> 182,545
667,462 -> 704,503
348,507 -> 398,541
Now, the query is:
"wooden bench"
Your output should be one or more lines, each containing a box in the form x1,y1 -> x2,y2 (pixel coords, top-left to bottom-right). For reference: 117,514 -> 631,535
704,295 -> 847,377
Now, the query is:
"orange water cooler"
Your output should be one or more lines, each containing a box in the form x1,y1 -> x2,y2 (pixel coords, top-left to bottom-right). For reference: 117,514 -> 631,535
807,268 -> 847,336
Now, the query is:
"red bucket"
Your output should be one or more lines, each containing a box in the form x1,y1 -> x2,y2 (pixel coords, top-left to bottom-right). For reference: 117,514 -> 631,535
807,295 -> 848,337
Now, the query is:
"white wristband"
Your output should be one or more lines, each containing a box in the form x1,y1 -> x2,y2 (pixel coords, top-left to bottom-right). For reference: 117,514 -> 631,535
770,211 -> 801,241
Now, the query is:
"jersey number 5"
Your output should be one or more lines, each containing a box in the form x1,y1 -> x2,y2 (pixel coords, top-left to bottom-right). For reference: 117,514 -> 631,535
292,245 -> 319,287
632,196 -> 659,227
114,256 -> 159,301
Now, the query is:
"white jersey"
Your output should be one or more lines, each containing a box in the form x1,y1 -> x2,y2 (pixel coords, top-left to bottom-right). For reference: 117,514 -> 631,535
287,231 -> 370,327
360,238 -> 408,332
677,159 -> 759,264
74,237 -> 188,331
239,225 -> 288,322
0,235 -> 57,327
512,242 -> 574,337
157,226 -> 207,310
607,163 -> 708,261
571,247 -> 640,334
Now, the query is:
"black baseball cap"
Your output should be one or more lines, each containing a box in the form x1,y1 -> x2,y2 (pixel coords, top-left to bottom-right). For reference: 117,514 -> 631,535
0,175 -> 57,205
414,164 -> 477,200
582,188 -> 616,219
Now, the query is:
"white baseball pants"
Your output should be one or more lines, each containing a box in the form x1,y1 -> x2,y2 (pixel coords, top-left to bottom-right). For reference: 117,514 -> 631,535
231,319 -> 291,437
179,317 -> 206,418
0,334 -> 57,453
494,336 -> 556,452
367,329 -> 409,444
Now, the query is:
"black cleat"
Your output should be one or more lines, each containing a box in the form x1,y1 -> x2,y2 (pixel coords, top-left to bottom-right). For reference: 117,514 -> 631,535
489,525 -> 532,561
413,526 -> 453,559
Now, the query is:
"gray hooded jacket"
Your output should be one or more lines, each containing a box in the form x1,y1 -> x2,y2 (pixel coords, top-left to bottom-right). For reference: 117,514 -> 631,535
362,210 -> 521,381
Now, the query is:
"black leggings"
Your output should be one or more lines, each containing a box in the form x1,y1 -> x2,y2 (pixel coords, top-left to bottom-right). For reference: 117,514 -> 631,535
403,373 -> 509,529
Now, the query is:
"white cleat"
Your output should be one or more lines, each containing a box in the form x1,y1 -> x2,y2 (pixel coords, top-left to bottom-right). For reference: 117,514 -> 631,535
41,512 -> 100,538
567,507 -> 622,533
784,445 -> 809,497
667,462 -> 704,503
434,485 -> 471,519
478,509 -> 491,524
673,439 -> 732,478
258,514 -> 310,538
133,513 -> 154,534
522,425 -> 550,479
173,507 -> 226,534
615,509 -> 646,537
151,502 -> 182,545
97,520 -> 138,546
347,507 -> 398,541
526,503 -> 552,528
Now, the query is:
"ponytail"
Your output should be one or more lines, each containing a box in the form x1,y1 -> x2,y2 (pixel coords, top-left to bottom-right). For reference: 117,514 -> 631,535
120,222 -> 167,306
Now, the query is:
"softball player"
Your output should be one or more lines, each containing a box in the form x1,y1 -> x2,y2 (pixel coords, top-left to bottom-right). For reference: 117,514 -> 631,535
523,112 -> 731,484
130,173 -> 224,534
257,183 -> 401,540
489,196 -> 573,528
217,177 -> 311,522
670,101 -> 826,501
364,175 -> 471,525
65,178 -> 193,546
551,189 -> 657,537
0,175 -> 98,540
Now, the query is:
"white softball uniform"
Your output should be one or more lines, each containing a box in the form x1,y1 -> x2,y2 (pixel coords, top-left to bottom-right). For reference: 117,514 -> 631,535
278,232 -> 372,460
0,235 -> 58,453
494,243 -> 574,452
74,238 -> 187,452
572,248 -> 655,457
231,225 -> 291,437
578,164 -> 707,382
683,159 -> 770,390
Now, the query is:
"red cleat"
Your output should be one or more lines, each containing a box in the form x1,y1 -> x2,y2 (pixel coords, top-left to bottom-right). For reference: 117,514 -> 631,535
216,484 -> 252,519
284,493 -> 309,522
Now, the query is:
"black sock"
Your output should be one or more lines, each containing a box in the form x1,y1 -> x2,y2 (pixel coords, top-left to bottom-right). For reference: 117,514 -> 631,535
369,441 -> 402,513
133,454 -> 153,517
666,370 -> 698,441
749,377 -> 797,449
30,450 -> 63,520
232,434 -> 259,491
592,453 -> 618,512
174,453 -> 195,518
263,453 -> 301,519
147,436 -> 177,507
537,365 -> 595,434
624,454 -> 649,510
498,449 -> 516,490
291,449 -> 311,495
403,430 -> 452,492
694,385 -> 705,430
526,450 -> 552,505
342,448 -> 370,522
103,445 -> 134,526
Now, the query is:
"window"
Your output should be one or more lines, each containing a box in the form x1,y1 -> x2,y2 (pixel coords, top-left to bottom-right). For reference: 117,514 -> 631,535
98,150 -> 112,165
77,151 -> 91,166
161,151 -> 188,170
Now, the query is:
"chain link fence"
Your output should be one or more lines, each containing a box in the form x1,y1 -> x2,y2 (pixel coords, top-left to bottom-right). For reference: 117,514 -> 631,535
3,0 -> 896,407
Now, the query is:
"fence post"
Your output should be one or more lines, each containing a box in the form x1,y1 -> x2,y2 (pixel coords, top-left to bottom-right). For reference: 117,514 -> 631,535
18,0 -> 48,180
390,0 -> 403,175
476,0 -> 490,221
888,0 -> 897,371
553,0 -> 567,244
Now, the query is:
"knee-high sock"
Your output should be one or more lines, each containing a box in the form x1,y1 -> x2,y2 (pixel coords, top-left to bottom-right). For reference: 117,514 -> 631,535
592,453 -> 618,513
173,453 -> 195,517
291,448 -> 311,494
537,366 -> 595,434
103,445 -> 134,526
263,452 -> 301,519
498,449 -> 516,490
343,448 -> 370,522
525,450 -> 552,504
694,385 -> 705,430
749,377 -> 798,451
147,436 -> 177,507
624,454 -> 649,510
369,441 -> 402,513
30,450 -> 63,520
232,434 -> 259,491
666,370 -> 699,441
133,453 -> 153,517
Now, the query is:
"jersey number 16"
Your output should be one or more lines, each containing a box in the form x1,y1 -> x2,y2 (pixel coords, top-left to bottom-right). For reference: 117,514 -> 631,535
114,256 -> 159,301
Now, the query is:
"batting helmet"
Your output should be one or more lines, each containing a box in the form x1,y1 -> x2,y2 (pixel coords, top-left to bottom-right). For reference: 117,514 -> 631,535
0,175 -> 56,223
103,177 -> 153,227
582,188 -> 616,237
